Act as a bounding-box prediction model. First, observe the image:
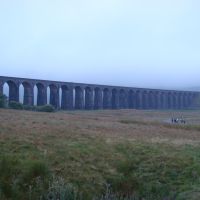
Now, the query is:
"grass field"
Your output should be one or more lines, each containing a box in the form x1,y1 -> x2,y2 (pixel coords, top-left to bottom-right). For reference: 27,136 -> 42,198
1,108 -> 200,199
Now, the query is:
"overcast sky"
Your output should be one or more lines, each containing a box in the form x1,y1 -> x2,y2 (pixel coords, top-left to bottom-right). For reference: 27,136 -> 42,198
0,0 -> 200,89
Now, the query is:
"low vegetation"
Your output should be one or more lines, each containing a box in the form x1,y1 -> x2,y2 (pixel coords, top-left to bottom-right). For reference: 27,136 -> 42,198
1,109 -> 200,199
120,119 -> 200,132
0,94 -> 7,108
9,101 -> 24,110
1,140 -> 200,199
35,104 -> 55,112
0,95 -> 55,112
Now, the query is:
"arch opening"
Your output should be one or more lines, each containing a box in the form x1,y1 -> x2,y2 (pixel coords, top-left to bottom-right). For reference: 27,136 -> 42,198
3,82 -> 9,99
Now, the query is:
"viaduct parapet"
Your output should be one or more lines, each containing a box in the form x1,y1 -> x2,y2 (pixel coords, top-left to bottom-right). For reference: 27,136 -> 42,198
0,76 -> 199,110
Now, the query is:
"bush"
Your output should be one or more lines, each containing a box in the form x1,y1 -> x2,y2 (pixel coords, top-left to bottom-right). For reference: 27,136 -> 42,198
23,105 -> 36,111
9,101 -> 23,110
36,104 -> 55,112
0,94 -> 7,108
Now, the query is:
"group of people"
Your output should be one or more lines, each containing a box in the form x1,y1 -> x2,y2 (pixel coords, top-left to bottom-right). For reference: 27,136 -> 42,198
171,117 -> 186,124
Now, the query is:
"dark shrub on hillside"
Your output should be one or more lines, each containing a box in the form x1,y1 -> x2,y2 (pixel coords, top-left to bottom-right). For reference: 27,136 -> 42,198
0,94 -> 7,108
9,101 -> 23,110
36,104 -> 55,112
23,105 -> 36,111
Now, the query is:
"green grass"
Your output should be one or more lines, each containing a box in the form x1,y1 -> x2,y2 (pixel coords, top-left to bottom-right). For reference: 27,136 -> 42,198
1,109 -> 200,199
1,138 -> 200,199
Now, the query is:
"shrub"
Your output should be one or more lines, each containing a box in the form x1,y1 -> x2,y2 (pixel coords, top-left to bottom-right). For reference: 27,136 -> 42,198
23,105 -> 36,111
0,94 -> 7,108
9,101 -> 23,110
36,104 -> 55,112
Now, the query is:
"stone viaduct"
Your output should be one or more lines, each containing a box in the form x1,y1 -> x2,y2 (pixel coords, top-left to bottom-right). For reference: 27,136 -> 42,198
0,76 -> 199,110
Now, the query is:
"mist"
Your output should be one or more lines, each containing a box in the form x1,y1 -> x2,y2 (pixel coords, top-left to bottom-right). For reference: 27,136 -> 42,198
0,0 -> 200,90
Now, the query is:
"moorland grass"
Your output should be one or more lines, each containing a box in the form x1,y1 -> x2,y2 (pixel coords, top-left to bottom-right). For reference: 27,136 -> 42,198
119,119 -> 200,131
1,109 -> 200,199
1,139 -> 200,199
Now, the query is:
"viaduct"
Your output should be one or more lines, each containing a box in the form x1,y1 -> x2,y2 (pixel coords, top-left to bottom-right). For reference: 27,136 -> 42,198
0,76 -> 199,110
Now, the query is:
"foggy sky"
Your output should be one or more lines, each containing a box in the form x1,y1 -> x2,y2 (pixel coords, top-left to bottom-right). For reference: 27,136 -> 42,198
0,0 -> 200,90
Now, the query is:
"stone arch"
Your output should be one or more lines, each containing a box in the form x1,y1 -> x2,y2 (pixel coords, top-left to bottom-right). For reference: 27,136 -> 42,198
154,91 -> 160,109
48,84 -> 59,108
111,89 -> 118,109
142,91 -> 148,109
160,92 -> 164,109
191,93 -> 199,109
75,86 -> 84,109
172,92 -> 178,109
61,85 -> 69,110
94,87 -> 102,109
35,82 -> 47,106
177,93 -> 183,109
119,89 -> 127,109
167,92 -> 173,109
183,93 -> 189,108
136,90 -> 142,109
6,80 -> 19,102
188,93 -> 194,108
148,91 -> 155,109
22,81 -> 34,106
103,88 -> 111,109
128,90 -> 135,109
85,87 -> 93,110
160,92 -> 166,109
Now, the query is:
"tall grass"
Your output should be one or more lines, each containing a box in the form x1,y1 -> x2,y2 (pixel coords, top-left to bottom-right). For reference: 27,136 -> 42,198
1,142 -> 200,199
1,109 -> 200,199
